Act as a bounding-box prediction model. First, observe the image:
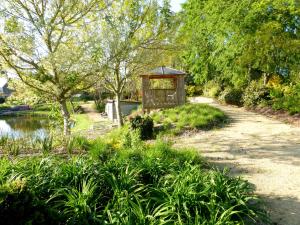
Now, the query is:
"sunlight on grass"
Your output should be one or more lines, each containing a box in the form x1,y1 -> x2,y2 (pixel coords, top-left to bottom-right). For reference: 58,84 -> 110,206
71,114 -> 92,132
152,103 -> 228,134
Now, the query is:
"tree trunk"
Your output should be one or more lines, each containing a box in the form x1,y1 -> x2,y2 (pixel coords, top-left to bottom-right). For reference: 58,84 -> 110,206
60,99 -> 71,135
115,93 -> 123,127
263,73 -> 269,86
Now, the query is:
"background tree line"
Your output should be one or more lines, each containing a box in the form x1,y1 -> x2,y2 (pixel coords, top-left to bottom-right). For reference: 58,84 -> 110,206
178,0 -> 299,112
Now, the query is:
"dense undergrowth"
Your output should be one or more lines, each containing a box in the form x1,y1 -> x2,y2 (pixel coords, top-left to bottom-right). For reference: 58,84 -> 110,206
187,80 -> 300,115
0,138 -> 267,225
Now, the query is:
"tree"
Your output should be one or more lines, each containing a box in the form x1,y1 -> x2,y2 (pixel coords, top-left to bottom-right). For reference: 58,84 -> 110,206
92,0 -> 174,127
0,0 -> 105,135
179,0 -> 300,87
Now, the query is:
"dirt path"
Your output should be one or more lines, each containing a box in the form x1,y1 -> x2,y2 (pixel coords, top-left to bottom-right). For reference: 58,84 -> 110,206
78,102 -> 115,137
175,97 -> 300,225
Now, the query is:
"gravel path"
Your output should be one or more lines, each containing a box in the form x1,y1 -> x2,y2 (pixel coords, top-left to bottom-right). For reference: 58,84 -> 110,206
175,97 -> 300,225
77,102 -> 115,137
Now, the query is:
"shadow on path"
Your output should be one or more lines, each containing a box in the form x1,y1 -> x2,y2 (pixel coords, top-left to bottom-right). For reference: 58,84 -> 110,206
175,97 -> 300,225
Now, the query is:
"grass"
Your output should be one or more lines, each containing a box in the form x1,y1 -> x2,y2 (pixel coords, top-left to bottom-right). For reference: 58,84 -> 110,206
0,137 -> 267,225
71,113 -> 93,132
152,104 -> 228,135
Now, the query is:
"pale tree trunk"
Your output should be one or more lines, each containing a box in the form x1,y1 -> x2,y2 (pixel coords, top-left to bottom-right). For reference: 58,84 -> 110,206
115,92 -> 123,127
59,99 -> 71,135
263,73 -> 269,86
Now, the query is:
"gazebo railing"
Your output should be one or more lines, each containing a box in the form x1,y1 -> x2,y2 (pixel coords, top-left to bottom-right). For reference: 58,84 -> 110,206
144,89 -> 178,108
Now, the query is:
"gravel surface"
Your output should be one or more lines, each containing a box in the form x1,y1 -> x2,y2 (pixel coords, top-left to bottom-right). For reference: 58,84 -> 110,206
175,97 -> 300,225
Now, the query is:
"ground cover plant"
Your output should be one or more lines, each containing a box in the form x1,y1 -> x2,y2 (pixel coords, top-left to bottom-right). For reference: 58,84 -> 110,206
151,104 -> 228,135
0,136 -> 267,225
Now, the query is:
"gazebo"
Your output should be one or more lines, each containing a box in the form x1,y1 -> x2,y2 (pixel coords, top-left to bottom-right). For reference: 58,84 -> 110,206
140,66 -> 186,113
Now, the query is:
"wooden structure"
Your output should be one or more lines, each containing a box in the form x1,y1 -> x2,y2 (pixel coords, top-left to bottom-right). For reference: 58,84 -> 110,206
140,66 -> 186,112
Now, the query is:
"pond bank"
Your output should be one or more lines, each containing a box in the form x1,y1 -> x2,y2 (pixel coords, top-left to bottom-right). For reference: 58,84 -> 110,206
0,105 -> 31,116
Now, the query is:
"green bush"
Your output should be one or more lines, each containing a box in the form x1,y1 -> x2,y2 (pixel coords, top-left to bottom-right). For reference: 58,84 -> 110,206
0,177 -> 59,225
271,84 -> 300,114
0,97 -> 5,104
186,85 -> 203,97
129,115 -> 154,140
243,81 -> 270,107
218,88 -> 243,106
94,101 -> 105,113
203,80 -> 222,97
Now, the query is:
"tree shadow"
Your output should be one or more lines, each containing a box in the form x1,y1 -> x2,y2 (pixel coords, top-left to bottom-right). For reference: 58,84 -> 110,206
207,159 -> 300,225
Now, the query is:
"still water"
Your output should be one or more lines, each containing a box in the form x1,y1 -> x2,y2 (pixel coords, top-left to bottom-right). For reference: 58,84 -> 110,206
0,114 -> 51,139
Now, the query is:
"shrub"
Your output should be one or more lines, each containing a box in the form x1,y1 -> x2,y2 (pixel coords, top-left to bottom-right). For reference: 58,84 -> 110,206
186,85 -> 203,97
203,80 -> 222,97
243,81 -> 270,107
94,101 -> 105,113
218,88 -> 243,106
271,84 -> 300,114
0,177 -> 59,225
0,97 -> 5,104
129,115 -> 154,140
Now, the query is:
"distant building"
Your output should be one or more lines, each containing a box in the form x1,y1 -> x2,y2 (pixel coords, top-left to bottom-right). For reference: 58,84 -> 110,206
0,78 -> 13,98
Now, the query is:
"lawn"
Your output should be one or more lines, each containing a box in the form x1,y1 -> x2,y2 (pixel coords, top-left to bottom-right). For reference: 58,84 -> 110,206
151,103 -> 228,134
71,113 -> 93,132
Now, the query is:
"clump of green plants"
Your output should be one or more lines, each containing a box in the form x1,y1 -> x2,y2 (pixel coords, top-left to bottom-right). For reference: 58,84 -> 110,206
203,80 -> 223,98
37,135 -> 53,154
270,84 -> 300,114
218,87 -> 244,106
243,81 -> 271,107
186,85 -> 203,97
152,104 -> 227,134
129,115 -> 154,140
0,140 -> 268,225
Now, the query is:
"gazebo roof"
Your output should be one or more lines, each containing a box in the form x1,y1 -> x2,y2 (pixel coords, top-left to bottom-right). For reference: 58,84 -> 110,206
141,66 -> 186,77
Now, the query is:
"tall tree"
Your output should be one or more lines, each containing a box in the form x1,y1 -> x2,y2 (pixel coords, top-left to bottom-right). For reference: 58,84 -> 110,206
92,0 -> 173,127
179,0 -> 300,86
0,0 -> 105,135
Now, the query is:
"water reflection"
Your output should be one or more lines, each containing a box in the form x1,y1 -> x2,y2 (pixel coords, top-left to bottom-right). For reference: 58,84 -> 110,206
0,115 -> 50,139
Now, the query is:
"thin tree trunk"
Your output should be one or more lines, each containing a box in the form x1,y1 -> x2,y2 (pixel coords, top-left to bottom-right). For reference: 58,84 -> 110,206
263,73 -> 269,86
60,99 -> 71,135
115,93 -> 123,127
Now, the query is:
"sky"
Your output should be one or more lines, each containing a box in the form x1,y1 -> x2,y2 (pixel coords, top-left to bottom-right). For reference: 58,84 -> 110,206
170,0 -> 186,12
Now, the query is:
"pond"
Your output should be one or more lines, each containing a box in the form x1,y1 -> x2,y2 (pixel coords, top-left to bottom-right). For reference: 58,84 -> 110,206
0,114 -> 52,139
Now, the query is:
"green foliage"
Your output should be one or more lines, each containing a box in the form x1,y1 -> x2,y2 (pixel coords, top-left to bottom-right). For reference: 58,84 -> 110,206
243,82 -> 270,107
271,84 -> 300,114
218,88 -> 243,106
179,0 -> 299,115
94,101 -> 105,113
152,104 -> 227,134
203,80 -> 222,98
180,0 -> 299,87
37,136 -> 53,155
186,85 -> 203,97
0,177 -> 59,225
129,115 -> 154,140
0,140 -> 267,224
